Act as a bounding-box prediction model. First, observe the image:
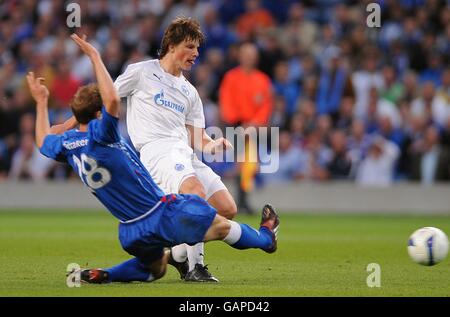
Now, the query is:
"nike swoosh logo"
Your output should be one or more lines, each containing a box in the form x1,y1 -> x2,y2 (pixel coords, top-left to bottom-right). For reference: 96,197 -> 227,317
153,73 -> 162,81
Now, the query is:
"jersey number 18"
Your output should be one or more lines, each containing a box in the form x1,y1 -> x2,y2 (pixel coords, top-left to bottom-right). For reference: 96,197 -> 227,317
72,154 -> 111,190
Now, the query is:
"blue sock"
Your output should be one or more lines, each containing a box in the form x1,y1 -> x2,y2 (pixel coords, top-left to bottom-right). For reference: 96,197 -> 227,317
105,258 -> 152,282
224,222 -> 273,250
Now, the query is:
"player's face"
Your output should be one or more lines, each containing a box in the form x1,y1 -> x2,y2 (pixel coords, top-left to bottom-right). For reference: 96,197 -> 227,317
173,39 -> 199,71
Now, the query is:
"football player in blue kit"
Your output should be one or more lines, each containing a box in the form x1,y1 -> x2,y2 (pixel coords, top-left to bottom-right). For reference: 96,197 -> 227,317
26,34 -> 279,284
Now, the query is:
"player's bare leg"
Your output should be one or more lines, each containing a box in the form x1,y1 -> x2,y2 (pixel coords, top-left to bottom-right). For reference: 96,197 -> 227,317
207,189 -> 237,220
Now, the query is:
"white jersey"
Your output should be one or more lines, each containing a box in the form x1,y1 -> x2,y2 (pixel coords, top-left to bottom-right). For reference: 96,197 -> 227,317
114,59 -> 205,151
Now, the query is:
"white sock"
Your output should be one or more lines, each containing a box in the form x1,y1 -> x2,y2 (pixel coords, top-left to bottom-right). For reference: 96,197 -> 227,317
171,244 -> 188,263
146,273 -> 155,282
223,220 -> 242,245
187,242 -> 204,271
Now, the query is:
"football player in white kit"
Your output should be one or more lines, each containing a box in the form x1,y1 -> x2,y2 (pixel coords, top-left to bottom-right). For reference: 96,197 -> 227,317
114,17 -> 237,282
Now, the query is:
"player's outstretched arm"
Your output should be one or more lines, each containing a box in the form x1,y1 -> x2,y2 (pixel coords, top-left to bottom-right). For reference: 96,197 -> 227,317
26,72 -> 50,148
49,116 -> 78,135
70,34 -> 120,118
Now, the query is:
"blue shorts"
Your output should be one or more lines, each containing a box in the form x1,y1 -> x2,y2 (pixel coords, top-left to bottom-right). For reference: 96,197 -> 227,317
118,194 -> 216,264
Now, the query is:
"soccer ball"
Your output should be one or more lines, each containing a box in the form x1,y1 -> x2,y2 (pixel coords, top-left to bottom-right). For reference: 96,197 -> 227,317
407,227 -> 449,266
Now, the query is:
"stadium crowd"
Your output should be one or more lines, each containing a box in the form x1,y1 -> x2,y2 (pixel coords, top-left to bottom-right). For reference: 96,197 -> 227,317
1,0 -> 450,187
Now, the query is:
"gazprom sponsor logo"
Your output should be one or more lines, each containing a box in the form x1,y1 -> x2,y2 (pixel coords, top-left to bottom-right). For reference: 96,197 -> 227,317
154,90 -> 185,114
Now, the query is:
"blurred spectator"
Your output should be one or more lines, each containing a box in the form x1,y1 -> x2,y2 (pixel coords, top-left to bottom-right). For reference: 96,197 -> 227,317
235,0 -> 275,41
50,58 -> 81,111
352,49 -> 384,119
0,60 -> 22,93
330,3 -> 355,41
402,70 -> 419,102
388,40 -> 410,78
302,131 -> 332,181
434,68 -> 450,126
262,130 -> 305,184
300,74 -> 318,104
347,119 -> 372,178
219,42 -> 272,127
370,87 -> 402,131
409,126 -> 450,184
103,38 -> 124,79
315,114 -> 332,143
203,48 -> 227,103
289,112 -> 306,146
201,4 -> 236,53
298,99 -> 316,135
356,137 -> 400,187
326,130 -> 352,180
419,51 -> 443,86
316,48 -> 353,116
380,64 -> 404,104
334,96 -> 354,132
272,60 -> 300,115
192,63 -> 216,104
376,115 -> 405,150
219,42 -> 273,213
401,114 -> 428,175
257,30 -> 286,78
8,133 -> 54,181
133,14 -> 160,59
347,26 -> 368,66
278,2 -> 318,54
312,24 -> 338,68
411,81 -> 448,128
198,86 -> 219,128
270,95 -> 288,129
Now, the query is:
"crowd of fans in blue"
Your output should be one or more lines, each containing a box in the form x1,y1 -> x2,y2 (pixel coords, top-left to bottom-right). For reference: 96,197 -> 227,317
0,0 -> 449,186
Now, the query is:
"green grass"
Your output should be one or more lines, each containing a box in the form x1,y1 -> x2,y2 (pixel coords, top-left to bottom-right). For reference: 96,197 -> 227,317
0,210 -> 449,296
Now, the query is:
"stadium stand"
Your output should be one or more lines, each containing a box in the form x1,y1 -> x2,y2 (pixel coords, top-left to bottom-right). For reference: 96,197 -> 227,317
1,0 -> 449,188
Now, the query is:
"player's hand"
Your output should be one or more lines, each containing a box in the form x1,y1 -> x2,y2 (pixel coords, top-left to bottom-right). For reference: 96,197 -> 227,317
204,137 -> 234,154
26,72 -> 49,103
71,33 -> 100,59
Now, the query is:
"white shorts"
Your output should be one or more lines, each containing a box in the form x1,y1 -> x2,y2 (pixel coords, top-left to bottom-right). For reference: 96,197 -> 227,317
140,140 -> 226,200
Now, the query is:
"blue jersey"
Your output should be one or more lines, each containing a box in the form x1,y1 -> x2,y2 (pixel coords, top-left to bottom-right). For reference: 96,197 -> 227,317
40,107 -> 165,222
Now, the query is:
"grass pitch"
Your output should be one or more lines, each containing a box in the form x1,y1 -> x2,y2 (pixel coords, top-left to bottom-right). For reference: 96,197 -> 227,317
0,210 -> 449,297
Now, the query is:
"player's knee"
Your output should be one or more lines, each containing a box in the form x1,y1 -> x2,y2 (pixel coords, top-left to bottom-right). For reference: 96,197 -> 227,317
151,264 -> 167,280
147,258 -> 167,281
214,216 -> 232,240
209,191 -> 237,219
219,200 -> 237,220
